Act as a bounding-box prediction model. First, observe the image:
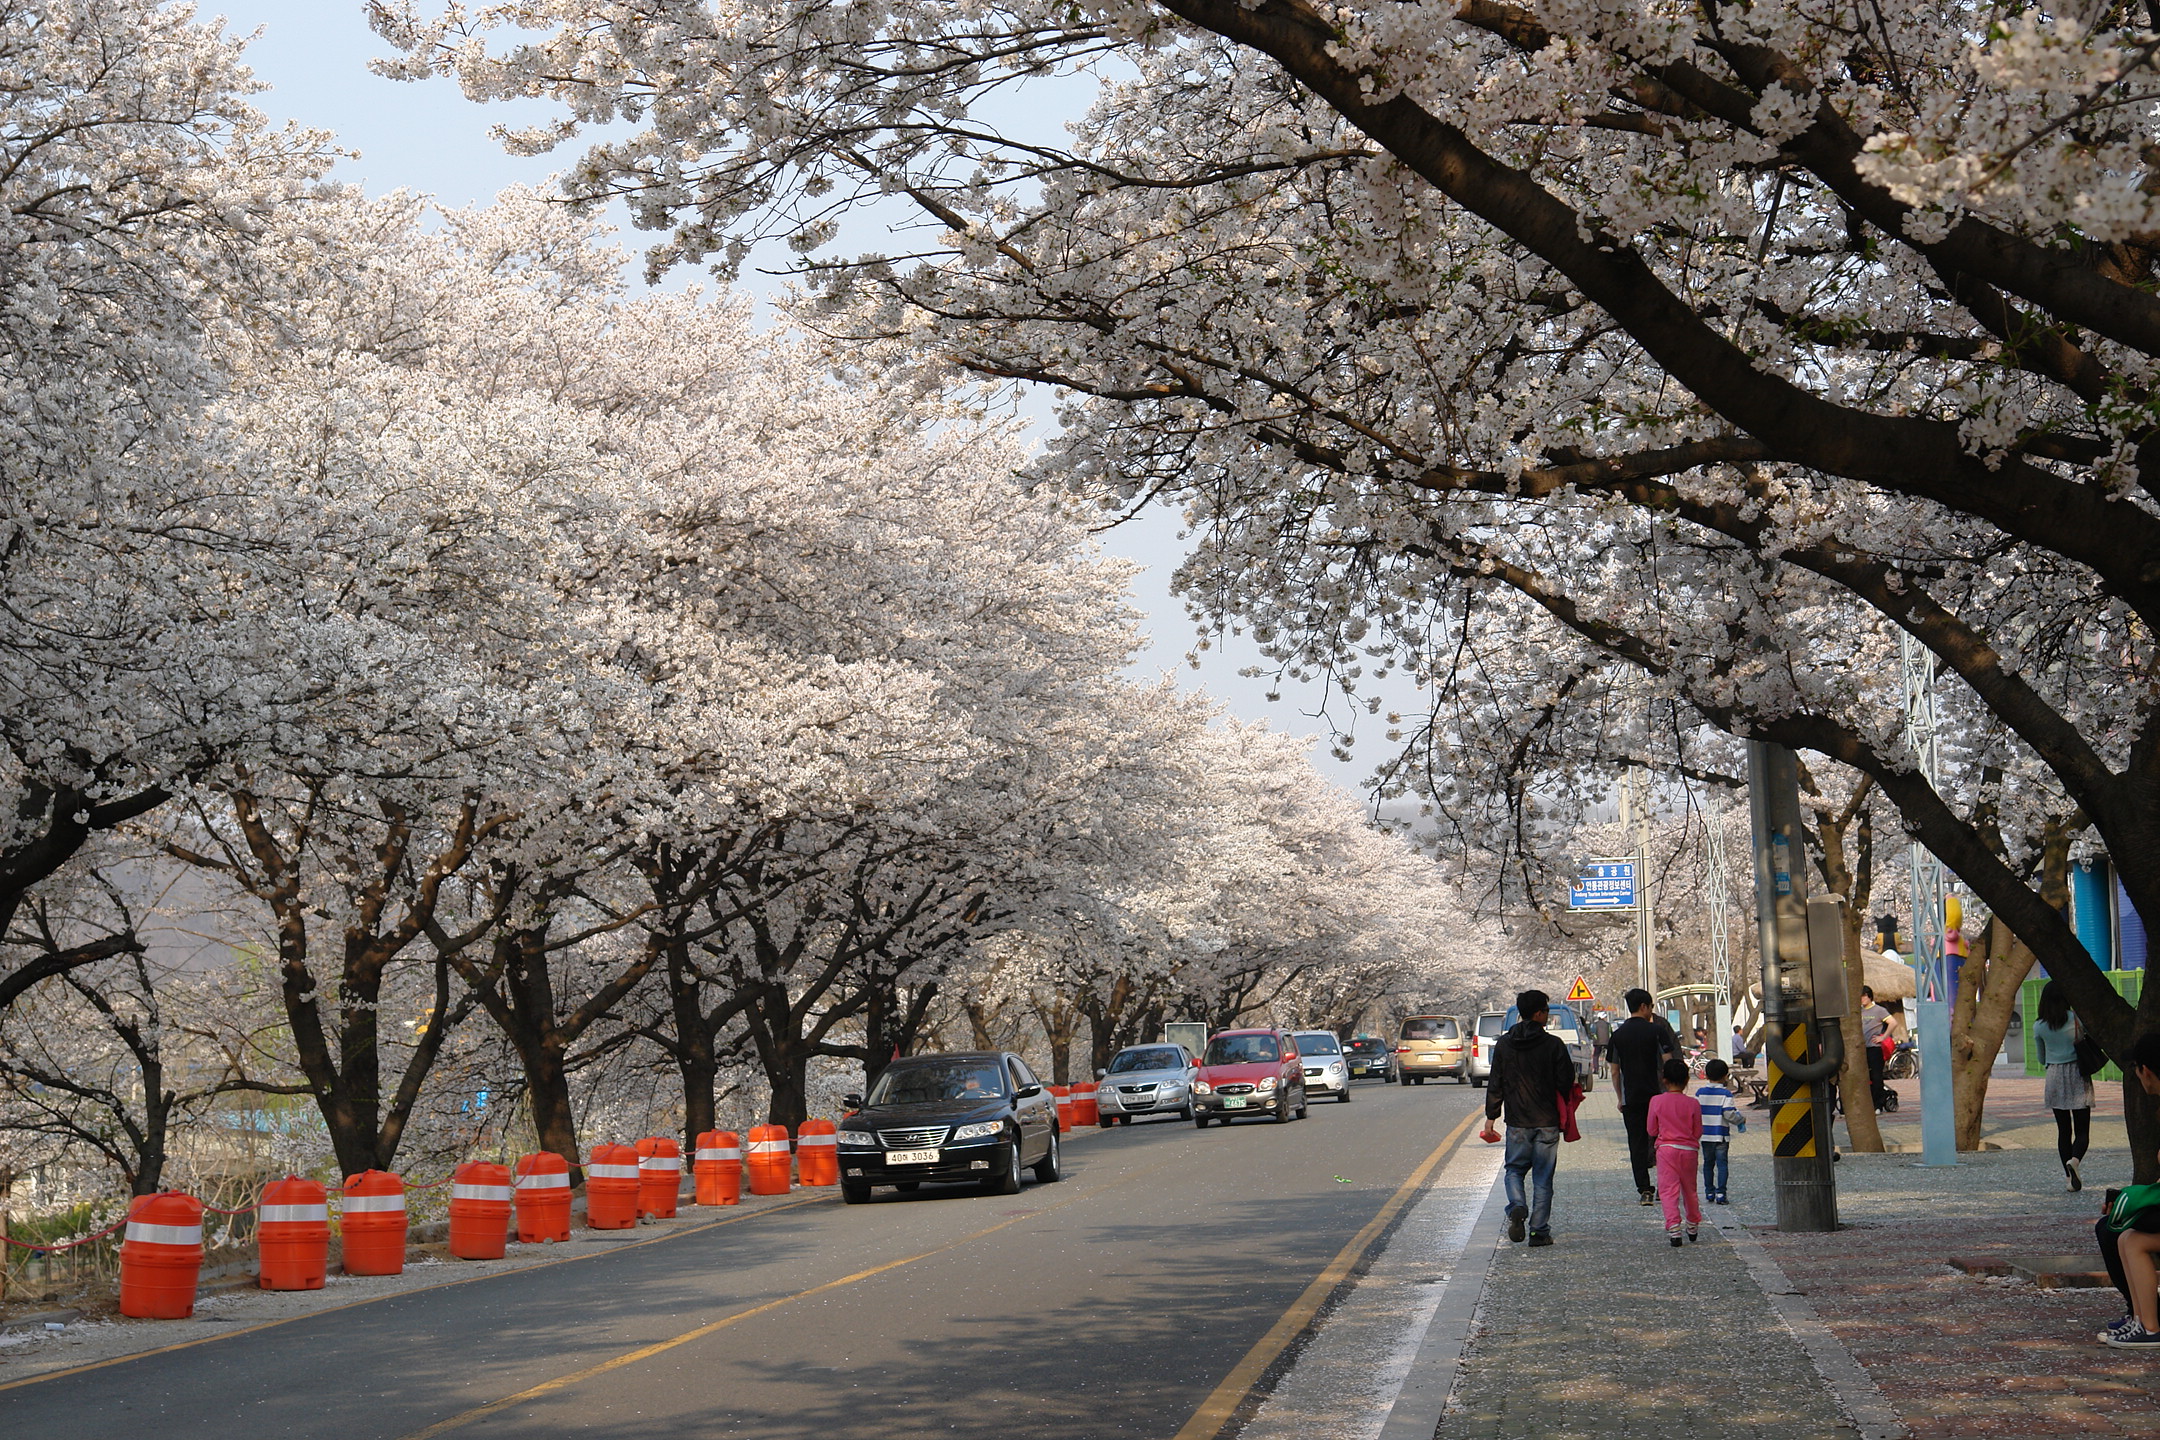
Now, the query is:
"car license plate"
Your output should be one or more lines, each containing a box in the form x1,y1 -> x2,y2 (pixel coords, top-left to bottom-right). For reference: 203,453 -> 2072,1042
886,1148 -> 939,1165
1223,1097 -> 1248,1109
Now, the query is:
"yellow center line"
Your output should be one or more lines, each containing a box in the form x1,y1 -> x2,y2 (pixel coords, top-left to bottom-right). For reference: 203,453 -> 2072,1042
393,1158 -> 1179,1440
1168,1105 -> 1484,1440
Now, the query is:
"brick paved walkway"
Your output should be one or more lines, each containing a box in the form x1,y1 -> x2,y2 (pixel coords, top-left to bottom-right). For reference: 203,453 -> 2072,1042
1758,1210 -> 2160,1436
1443,1091 -> 2159,1438
1447,1112 -> 1860,1438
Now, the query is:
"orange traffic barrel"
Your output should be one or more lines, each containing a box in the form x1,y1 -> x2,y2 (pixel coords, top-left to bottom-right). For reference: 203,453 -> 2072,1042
258,1176 -> 330,1290
1074,1081 -> 1102,1127
693,1130 -> 742,1206
585,1143 -> 640,1229
450,1161 -> 513,1259
635,1137 -> 682,1219
745,1124 -> 793,1195
796,1119 -> 839,1186
513,1152 -> 572,1242
339,1170 -> 407,1275
119,1192 -> 204,1319
1051,1085 -> 1073,1133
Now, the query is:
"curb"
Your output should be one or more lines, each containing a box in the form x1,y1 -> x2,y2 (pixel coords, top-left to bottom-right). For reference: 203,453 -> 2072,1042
1374,1162 -> 1506,1440
1723,1217 -> 1907,1440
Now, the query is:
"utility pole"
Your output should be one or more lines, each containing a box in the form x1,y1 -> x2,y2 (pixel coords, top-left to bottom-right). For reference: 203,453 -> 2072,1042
1901,633 -> 1958,1167
1747,740 -> 1844,1231
1707,814 -> 1733,1062
1619,768 -> 1658,995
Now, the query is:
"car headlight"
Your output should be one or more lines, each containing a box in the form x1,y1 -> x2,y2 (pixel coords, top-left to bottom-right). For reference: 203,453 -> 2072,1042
1327,1061 -> 1345,1074
1160,1083 -> 1186,1096
1256,1077 -> 1278,1094
1194,1080 -> 1212,1095
836,1130 -> 875,1147
950,1121 -> 1005,1141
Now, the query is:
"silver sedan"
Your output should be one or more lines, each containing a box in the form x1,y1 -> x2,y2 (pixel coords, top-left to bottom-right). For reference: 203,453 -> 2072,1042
1094,1044 -> 1198,1125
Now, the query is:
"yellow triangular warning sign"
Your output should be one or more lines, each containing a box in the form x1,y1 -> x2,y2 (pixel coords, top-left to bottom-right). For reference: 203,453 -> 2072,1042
1566,976 -> 1594,1003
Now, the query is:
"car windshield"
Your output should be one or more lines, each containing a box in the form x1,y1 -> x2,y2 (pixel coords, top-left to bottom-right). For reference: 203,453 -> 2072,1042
865,1060 -> 1006,1105
1401,1018 -> 1456,1040
1347,1038 -> 1382,1054
1477,1014 -> 1505,1037
1108,1047 -> 1184,1074
1295,1034 -> 1342,1056
1204,1034 -> 1280,1065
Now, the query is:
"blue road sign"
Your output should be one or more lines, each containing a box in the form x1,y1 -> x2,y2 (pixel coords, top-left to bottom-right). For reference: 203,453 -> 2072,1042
1570,860 -> 1637,910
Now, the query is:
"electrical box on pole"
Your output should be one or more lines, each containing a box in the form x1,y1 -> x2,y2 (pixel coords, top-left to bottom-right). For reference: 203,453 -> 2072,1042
1746,740 -> 1840,1233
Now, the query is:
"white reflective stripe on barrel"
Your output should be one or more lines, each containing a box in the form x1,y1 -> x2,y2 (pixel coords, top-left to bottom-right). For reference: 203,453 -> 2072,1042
514,1172 -> 570,1189
795,1135 -> 838,1148
125,1222 -> 203,1245
746,1139 -> 790,1155
586,1164 -> 640,1179
694,1147 -> 741,1162
259,1204 -> 329,1223
452,1183 -> 512,1201
637,1156 -> 683,1170
340,1194 -> 406,1213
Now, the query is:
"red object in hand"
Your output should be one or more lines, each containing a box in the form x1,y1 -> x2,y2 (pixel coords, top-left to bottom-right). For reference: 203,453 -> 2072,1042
1480,1127 -> 1502,1144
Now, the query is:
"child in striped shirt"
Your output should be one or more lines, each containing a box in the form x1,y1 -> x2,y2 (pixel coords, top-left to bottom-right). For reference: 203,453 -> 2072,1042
1697,1059 -> 1746,1205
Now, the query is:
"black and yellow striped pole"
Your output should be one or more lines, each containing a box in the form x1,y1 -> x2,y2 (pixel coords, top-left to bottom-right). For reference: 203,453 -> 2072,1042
1746,741 -> 1844,1233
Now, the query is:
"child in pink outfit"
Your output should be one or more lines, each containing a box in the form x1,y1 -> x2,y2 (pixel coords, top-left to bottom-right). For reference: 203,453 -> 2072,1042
1645,1057 -> 1703,1244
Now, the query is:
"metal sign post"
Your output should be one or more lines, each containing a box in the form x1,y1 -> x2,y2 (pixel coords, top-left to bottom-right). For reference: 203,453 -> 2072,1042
1901,634 -> 1958,1168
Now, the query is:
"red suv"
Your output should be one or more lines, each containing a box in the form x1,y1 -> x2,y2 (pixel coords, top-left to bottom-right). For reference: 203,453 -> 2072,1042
1191,1028 -> 1308,1126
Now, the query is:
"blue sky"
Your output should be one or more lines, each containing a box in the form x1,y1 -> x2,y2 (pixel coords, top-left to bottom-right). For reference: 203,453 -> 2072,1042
210,2 -> 1388,793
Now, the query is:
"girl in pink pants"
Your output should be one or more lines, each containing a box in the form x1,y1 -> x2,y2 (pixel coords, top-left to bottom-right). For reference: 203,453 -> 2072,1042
1646,1058 -> 1703,1245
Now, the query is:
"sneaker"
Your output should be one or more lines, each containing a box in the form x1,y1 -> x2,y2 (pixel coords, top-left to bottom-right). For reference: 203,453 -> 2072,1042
1527,1231 -> 1554,1248
1667,1227 -> 1683,1248
2068,1157 -> 2083,1192
2100,1313 -> 2141,1343
1507,1208 -> 1527,1243
1687,1227 -> 1700,1244
2105,1321 -> 2160,1349
1640,1189 -> 1656,1206
1714,1195 -> 1730,1205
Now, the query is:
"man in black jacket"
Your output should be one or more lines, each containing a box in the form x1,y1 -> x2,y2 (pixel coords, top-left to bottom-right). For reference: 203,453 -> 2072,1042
1607,987 -> 1680,1205
1480,989 -> 1577,1246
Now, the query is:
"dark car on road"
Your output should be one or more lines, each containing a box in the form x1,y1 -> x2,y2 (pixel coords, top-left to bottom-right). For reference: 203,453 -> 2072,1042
1344,1035 -> 1394,1081
837,1051 -> 1062,1202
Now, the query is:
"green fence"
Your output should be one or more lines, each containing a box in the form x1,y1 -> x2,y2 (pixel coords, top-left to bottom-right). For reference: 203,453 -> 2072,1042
2021,970 -> 2145,1081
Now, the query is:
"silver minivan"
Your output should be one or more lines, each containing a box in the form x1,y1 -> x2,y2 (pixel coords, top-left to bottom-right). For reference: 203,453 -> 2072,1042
1468,1010 -> 1506,1087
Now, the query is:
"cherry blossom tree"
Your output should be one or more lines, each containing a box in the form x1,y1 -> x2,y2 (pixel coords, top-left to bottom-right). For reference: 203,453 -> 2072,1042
0,0 -> 330,1012
378,0 -> 2160,1173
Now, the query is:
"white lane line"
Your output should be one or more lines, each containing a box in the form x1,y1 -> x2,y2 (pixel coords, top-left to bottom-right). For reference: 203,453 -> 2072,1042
1240,1131 -> 1504,1440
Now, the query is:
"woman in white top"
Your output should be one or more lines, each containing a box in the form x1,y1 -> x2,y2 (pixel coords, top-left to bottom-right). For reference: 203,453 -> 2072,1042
2029,980 -> 2093,1191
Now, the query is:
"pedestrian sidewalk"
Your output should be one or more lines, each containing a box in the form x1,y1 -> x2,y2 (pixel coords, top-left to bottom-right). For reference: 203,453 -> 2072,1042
1445,1109 -> 1863,1439
1438,1101 -> 2160,1437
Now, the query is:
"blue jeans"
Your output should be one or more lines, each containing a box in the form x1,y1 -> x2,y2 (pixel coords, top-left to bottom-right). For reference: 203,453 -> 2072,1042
1503,1126 -> 1560,1234
1702,1141 -> 1729,1198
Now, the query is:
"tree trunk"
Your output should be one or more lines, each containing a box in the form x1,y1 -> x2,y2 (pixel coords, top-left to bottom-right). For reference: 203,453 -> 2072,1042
1949,917 -> 2036,1150
766,1047 -> 812,1129
519,1038 -> 583,1179
1032,994 -> 1080,1085
1803,768 -> 1883,1151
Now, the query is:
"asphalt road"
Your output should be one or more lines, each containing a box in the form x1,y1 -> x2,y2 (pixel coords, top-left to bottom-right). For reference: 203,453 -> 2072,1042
6,1079 -> 1484,1440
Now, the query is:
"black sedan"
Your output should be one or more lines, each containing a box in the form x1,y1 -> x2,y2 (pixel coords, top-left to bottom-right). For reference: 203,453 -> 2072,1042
837,1051 -> 1062,1202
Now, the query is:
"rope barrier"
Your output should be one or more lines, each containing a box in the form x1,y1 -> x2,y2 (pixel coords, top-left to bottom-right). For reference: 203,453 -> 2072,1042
3,1158 -> 603,1250
0,1214 -> 127,1253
